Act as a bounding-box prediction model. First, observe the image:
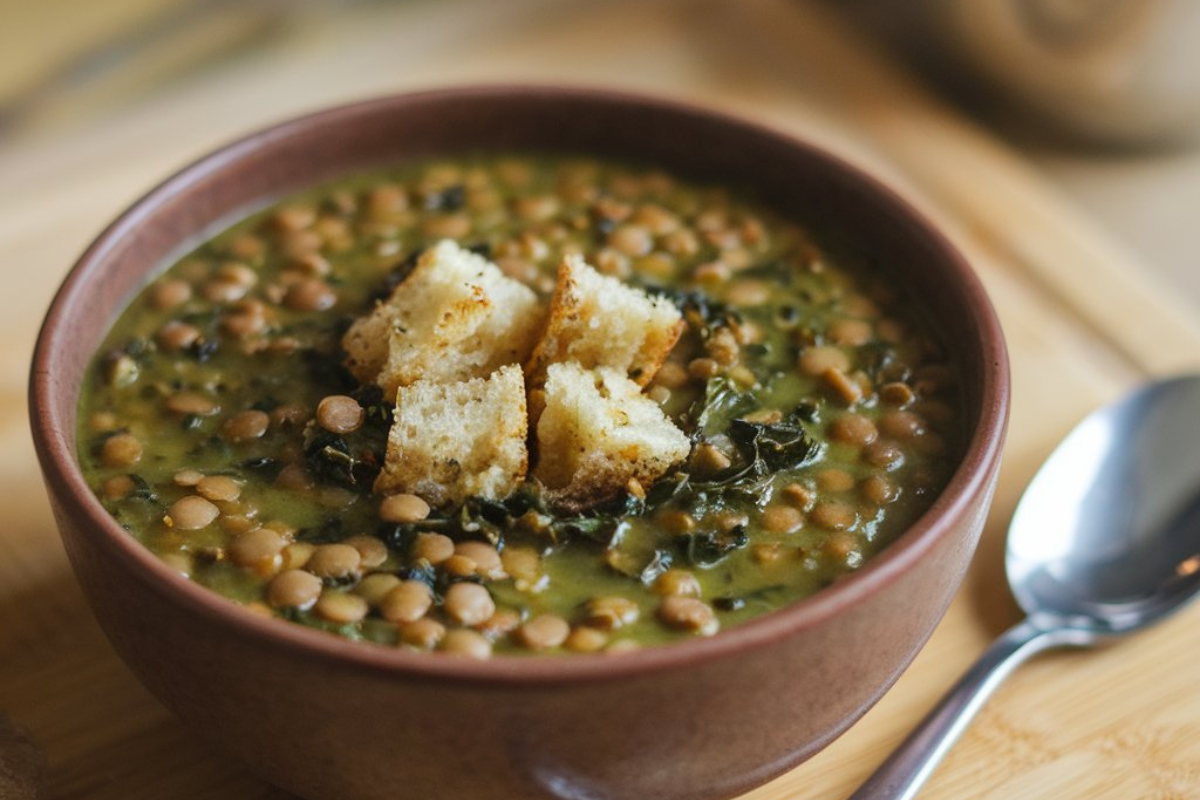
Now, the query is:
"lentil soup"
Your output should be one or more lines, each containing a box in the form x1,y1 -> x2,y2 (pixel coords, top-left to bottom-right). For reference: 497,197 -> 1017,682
78,154 -> 962,658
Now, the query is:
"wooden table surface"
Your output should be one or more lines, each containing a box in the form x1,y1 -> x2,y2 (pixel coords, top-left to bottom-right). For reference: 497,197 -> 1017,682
3,1 -> 1199,798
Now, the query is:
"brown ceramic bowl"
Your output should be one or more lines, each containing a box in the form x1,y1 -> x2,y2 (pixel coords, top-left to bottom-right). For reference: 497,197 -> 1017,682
30,86 -> 1008,800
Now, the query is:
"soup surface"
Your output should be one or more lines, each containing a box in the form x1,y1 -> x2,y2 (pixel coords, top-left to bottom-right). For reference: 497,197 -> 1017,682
79,155 -> 961,657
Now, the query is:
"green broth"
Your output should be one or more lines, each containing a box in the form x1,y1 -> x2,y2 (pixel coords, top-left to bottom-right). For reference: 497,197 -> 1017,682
79,154 -> 961,656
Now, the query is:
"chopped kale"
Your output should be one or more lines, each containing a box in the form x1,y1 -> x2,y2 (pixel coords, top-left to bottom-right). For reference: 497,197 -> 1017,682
239,456 -> 282,479
638,548 -> 674,585
683,525 -> 749,566
423,184 -> 465,212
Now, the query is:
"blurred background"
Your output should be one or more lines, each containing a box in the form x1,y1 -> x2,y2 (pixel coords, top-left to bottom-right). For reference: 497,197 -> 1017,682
3,0 -> 1199,319
3,1 -> 1200,798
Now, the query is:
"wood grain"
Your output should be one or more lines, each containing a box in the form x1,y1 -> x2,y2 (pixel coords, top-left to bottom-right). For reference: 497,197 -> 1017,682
2,1 -> 1198,798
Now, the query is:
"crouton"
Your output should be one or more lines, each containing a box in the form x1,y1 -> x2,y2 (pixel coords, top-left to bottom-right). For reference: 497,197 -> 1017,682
534,361 -> 691,511
342,240 -> 543,398
375,364 -> 528,507
525,255 -> 683,392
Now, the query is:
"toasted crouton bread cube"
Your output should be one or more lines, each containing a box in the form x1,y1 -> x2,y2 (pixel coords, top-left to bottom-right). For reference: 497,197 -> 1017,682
534,361 -> 691,511
375,364 -> 528,507
525,255 -> 683,392
342,240 -> 543,398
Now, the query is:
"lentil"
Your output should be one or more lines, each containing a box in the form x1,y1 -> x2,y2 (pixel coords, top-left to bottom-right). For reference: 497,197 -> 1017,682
515,614 -> 569,651
221,410 -> 270,443
196,475 -> 241,502
166,496 -> 219,530
268,570 -> 322,609
305,544 -> 362,580
379,493 -> 430,524
380,581 -> 433,624
761,504 -> 804,533
315,591 -> 369,624
565,626 -> 609,653
443,583 -> 495,626
439,629 -> 492,660
412,532 -> 455,565
401,618 -> 446,650
658,596 -> 719,635
100,433 -> 142,468
228,528 -> 285,573
355,573 -> 402,607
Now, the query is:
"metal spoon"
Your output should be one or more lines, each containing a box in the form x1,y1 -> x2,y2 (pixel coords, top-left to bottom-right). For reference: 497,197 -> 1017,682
851,374 -> 1200,800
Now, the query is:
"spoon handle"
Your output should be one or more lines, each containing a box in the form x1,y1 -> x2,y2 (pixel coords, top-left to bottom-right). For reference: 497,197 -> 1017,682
848,618 -> 1068,800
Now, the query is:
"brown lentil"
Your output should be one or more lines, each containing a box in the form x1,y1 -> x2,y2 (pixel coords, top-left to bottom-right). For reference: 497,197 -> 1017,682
400,618 -> 445,650
221,410 -> 270,443
196,475 -> 241,502
500,547 -> 541,586
816,468 -> 856,493
584,596 -> 640,630
342,535 -> 388,569
316,395 -> 364,435
798,345 -> 850,376
811,502 -> 857,531
166,496 -> 219,530
379,493 -> 430,524
412,532 -> 455,565
283,279 -> 337,311
827,318 -> 873,346
102,474 -> 137,500
864,440 -> 905,470
761,504 -> 804,533
100,433 -> 142,468
439,629 -> 492,659
380,581 -> 433,624
861,474 -> 898,505
280,542 -> 314,571
443,583 -> 495,626
165,392 -> 218,416
442,554 -> 478,578
752,543 -> 785,565
780,482 -> 815,511
879,410 -> 926,440
355,573 -> 402,607
658,596 -> 718,635
823,367 -> 864,405
314,591 -> 369,624
829,414 -> 878,448
228,528 -> 285,574
517,614 -> 571,650
659,509 -> 697,535
653,360 -> 688,389
173,469 -> 204,487
879,381 -> 916,407
268,569 -> 322,609
156,321 -> 201,352
565,626 -> 609,653
454,541 -> 505,579
653,569 -> 702,597
690,443 -> 732,474
148,279 -> 192,310
688,357 -> 720,380
477,608 -> 522,640
305,543 -> 362,580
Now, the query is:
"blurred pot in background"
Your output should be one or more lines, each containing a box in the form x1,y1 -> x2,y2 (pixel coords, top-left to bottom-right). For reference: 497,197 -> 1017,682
849,0 -> 1200,148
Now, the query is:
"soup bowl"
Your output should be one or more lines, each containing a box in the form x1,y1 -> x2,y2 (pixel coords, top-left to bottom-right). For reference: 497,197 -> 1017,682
30,86 -> 1008,800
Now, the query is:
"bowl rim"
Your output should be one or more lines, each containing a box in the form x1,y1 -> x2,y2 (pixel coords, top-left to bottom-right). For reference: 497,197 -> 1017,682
30,84 -> 1010,687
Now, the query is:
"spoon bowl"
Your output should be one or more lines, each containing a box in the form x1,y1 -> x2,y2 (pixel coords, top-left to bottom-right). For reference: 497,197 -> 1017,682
1008,375 -> 1200,636
853,374 -> 1200,799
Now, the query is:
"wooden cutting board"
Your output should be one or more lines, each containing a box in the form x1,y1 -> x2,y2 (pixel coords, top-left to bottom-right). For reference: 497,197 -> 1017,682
2,1 -> 1198,798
